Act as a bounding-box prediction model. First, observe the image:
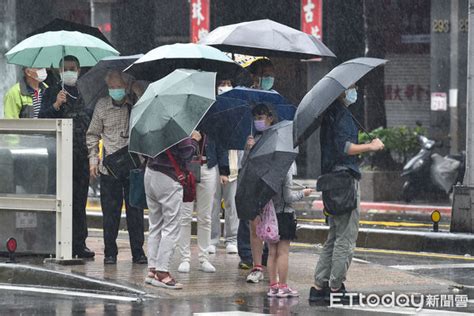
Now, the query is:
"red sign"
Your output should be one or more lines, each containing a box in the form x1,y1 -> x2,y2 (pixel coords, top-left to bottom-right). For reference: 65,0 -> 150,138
301,0 -> 323,40
190,0 -> 210,43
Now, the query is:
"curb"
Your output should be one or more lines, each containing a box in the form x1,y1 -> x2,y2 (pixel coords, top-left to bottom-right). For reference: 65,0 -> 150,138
296,224 -> 474,256
312,200 -> 452,215
86,212 -> 472,256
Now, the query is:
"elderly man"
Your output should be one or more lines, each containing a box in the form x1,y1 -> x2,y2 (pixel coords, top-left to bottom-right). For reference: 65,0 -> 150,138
4,67 -> 48,118
86,70 -> 147,265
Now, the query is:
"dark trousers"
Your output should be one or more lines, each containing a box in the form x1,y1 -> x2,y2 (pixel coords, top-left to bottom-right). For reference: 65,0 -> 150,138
237,219 -> 268,265
100,173 -> 145,258
72,155 -> 90,251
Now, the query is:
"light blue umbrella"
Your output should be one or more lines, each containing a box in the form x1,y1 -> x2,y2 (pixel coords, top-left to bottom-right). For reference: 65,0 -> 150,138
5,30 -> 119,68
129,69 -> 216,158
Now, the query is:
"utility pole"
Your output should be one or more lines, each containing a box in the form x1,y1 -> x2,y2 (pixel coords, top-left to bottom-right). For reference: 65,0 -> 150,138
465,0 -> 474,186
451,0 -> 474,233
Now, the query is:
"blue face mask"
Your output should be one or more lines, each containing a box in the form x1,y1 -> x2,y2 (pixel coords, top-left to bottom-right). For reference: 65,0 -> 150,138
109,88 -> 126,102
344,88 -> 357,106
260,76 -> 275,91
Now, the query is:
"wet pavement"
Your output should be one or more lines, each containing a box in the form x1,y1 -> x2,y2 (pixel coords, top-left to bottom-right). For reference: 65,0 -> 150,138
1,229 -> 474,315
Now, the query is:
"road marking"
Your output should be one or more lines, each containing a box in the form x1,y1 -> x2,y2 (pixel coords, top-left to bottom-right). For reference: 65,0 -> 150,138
299,218 -> 450,228
390,263 -> 474,270
0,284 -> 141,302
194,312 -> 267,316
332,305 -> 472,315
355,248 -> 474,261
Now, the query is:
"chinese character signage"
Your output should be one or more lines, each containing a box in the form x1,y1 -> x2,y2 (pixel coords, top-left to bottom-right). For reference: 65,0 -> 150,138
431,92 -> 448,111
190,0 -> 210,43
301,0 -> 322,40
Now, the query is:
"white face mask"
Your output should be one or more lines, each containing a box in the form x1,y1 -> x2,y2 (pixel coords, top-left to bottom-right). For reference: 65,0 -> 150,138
61,71 -> 79,86
35,68 -> 48,82
217,85 -> 232,95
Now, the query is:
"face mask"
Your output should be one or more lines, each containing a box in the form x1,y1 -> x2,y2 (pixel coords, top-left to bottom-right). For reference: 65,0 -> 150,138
61,71 -> 78,86
254,119 -> 268,132
260,76 -> 274,91
344,88 -> 358,106
109,88 -> 126,102
35,68 -> 48,82
217,86 -> 232,95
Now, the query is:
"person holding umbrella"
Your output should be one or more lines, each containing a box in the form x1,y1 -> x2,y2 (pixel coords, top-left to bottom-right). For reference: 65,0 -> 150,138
240,102 -> 278,282
236,57 -> 276,274
145,133 -> 201,289
3,67 -> 48,118
86,70 -> 147,265
39,55 -> 94,259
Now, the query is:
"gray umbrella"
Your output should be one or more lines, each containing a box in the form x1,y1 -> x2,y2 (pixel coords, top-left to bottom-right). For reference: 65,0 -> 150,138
236,120 -> 298,220
77,54 -> 143,109
293,57 -> 388,147
199,19 -> 335,59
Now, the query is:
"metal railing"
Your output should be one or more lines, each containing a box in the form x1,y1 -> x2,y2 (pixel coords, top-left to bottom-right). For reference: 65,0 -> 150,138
0,119 -> 73,260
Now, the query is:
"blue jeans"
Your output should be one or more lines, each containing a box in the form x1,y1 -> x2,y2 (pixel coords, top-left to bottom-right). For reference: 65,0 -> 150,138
237,219 -> 268,265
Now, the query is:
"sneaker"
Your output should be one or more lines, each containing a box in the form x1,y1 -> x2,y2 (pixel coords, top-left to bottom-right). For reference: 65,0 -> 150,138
325,283 -> 350,303
246,268 -> 264,283
178,261 -> 190,273
199,260 -> 216,273
309,282 -> 329,302
238,261 -> 252,270
267,284 -> 279,297
277,285 -> 299,298
207,245 -> 217,254
226,244 -> 238,254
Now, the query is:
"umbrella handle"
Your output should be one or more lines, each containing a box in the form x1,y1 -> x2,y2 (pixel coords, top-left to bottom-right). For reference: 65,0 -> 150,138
346,106 -> 373,141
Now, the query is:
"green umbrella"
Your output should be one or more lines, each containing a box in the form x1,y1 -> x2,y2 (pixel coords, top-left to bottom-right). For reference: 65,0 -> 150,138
5,30 -> 119,68
129,68 -> 216,158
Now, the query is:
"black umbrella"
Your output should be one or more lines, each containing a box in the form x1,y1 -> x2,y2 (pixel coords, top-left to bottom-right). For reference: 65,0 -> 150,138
236,120 -> 298,220
293,57 -> 388,147
26,18 -> 114,47
199,19 -> 335,59
77,54 -> 143,109
124,43 -> 242,82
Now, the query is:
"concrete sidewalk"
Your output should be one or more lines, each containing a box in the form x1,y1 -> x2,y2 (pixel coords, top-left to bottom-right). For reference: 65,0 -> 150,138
3,233 -> 460,300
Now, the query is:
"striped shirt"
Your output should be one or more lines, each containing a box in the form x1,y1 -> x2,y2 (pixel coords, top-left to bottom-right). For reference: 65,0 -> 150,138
31,89 -> 42,118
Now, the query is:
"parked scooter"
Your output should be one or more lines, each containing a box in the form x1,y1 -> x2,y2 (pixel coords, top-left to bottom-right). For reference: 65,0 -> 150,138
401,135 -> 465,202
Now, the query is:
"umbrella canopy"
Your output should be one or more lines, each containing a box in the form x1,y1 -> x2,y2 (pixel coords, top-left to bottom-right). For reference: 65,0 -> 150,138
124,43 -> 242,82
26,18 -> 114,47
224,87 -> 296,120
77,54 -> 143,109
293,57 -> 388,147
5,30 -> 119,68
199,87 -> 297,149
199,19 -> 336,59
129,69 -> 216,158
236,120 -> 298,220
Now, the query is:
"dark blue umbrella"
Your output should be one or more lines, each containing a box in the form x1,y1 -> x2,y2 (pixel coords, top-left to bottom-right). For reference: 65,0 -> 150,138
199,87 -> 296,149
199,96 -> 253,149
224,87 -> 296,121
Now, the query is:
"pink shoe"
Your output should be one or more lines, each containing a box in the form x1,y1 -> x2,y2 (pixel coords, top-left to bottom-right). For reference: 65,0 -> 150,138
277,285 -> 299,298
267,283 -> 279,297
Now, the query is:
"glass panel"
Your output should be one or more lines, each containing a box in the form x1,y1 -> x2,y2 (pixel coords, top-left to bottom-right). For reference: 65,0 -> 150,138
0,133 -> 56,196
